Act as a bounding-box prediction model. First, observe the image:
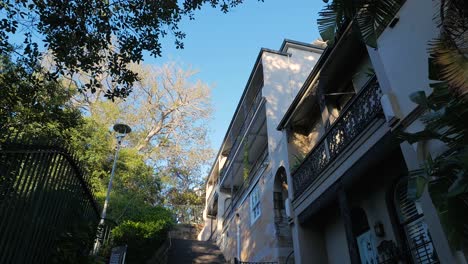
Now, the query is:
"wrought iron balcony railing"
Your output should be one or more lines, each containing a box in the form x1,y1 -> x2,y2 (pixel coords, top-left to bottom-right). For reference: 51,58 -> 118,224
219,90 -> 264,184
292,77 -> 383,199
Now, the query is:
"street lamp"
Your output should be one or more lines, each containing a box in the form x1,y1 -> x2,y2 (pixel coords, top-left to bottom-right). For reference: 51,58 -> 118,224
93,123 -> 131,253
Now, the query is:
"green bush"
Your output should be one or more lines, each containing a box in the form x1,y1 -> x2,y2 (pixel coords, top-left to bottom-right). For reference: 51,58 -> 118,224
111,206 -> 174,263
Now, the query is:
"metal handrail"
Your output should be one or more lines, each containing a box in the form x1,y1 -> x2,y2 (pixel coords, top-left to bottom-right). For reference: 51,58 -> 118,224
285,251 -> 294,264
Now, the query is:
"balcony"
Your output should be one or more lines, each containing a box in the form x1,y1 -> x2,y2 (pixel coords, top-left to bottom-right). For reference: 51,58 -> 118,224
222,148 -> 269,228
292,77 -> 383,199
206,187 -> 218,217
219,90 -> 265,185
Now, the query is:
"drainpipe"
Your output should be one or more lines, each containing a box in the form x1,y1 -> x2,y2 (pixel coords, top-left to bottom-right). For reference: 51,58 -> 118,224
236,213 -> 241,261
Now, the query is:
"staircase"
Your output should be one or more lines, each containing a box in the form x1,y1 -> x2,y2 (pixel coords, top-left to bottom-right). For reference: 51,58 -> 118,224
167,224 -> 226,264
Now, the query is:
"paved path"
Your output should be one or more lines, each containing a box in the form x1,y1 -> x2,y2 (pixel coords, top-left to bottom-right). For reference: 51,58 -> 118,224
167,238 -> 226,264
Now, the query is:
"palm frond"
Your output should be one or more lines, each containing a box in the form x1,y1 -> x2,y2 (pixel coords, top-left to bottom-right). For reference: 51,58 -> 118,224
317,0 -> 359,45
317,2 -> 344,45
354,0 -> 403,48
441,0 -> 468,53
317,0 -> 403,48
430,36 -> 468,97
318,6 -> 338,44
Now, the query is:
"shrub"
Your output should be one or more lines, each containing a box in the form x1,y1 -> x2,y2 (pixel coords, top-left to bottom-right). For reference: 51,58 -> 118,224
111,207 -> 174,263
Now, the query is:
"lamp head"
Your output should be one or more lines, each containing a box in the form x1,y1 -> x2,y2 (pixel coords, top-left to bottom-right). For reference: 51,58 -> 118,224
113,123 -> 132,135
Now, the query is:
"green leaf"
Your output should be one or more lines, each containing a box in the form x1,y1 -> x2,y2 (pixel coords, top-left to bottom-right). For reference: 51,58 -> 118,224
447,173 -> 468,198
317,4 -> 340,44
354,0 -> 402,48
420,107 -> 446,123
409,91 -> 429,108
407,175 -> 428,200
430,36 -> 468,97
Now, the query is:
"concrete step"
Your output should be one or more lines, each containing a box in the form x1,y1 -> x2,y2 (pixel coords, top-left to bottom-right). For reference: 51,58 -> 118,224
168,238 -> 226,264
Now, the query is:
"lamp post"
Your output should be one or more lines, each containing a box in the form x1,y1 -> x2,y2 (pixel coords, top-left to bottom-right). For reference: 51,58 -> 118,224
93,123 -> 131,253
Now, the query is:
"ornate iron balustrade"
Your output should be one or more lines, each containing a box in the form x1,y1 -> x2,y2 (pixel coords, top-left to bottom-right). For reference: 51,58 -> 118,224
293,77 -> 383,198
220,90 -> 264,184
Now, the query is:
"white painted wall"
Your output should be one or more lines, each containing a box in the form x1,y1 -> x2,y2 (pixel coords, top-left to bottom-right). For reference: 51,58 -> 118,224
262,45 -> 322,178
200,42 -> 323,259
369,0 -> 439,119
372,2 -> 464,261
262,45 -> 323,262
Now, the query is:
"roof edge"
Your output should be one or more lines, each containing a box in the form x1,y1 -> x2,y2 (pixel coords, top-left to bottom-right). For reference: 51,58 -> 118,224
280,39 -> 326,53
277,23 -> 355,131
205,47 -> 290,186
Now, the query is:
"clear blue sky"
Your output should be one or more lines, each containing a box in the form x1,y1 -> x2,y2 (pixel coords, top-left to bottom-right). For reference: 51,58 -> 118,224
146,0 -> 324,151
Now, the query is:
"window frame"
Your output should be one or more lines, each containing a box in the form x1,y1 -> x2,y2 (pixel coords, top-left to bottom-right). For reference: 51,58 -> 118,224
250,184 -> 261,225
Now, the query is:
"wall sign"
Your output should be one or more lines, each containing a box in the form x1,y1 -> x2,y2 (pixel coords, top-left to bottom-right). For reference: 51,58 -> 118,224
109,245 -> 127,264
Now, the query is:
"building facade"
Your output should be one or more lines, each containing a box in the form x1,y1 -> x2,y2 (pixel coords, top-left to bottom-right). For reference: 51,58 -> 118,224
201,1 -> 466,263
199,40 -> 324,262
277,1 -> 467,264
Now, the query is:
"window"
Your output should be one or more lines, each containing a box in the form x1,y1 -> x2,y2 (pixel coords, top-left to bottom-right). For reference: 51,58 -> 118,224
250,185 -> 261,225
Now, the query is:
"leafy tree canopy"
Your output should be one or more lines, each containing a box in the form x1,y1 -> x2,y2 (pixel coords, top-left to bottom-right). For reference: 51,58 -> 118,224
75,62 -> 214,193
0,0 -> 259,100
165,187 -> 204,206
0,54 -> 81,138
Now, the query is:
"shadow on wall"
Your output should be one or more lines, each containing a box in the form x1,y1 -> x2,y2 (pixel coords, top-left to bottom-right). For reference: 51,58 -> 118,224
263,49 -> 318,127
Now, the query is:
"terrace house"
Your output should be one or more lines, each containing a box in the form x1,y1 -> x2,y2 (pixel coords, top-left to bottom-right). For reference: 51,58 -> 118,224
277,1 -> 467,264
199,40 -> 324,262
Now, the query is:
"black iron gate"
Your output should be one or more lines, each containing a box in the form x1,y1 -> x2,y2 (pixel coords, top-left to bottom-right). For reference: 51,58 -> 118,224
0,136 -> 101,263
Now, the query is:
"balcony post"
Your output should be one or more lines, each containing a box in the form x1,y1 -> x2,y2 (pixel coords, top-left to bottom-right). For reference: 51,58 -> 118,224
317,84 -> 332,160
338,186 -> 361,264
230,172 -> 234,214
317,83 -> 331,129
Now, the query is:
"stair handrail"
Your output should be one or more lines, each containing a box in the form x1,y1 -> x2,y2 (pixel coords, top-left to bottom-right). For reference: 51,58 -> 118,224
285,251 -> 294,264
147,231 -> 172,264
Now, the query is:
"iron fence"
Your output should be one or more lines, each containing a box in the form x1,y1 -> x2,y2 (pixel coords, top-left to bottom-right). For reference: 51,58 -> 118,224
169,204 -> 204,224
234,259 -> 278,264
0,135 -> 102,263
376,239 -> 439,264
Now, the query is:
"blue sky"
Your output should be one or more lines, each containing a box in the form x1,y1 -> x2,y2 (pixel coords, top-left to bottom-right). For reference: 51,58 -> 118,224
147,0 -> 324,151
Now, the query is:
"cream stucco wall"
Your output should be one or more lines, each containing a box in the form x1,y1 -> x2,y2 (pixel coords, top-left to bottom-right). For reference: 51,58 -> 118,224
324,214 -> 350,264
369,0 -> 438,120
